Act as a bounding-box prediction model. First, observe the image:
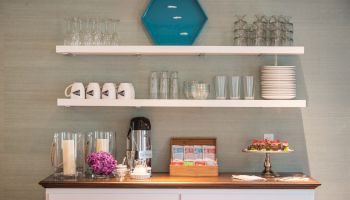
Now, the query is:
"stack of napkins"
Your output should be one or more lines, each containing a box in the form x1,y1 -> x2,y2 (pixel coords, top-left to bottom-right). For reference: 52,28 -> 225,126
278,177 -> 310,182
232,175 -> 266,181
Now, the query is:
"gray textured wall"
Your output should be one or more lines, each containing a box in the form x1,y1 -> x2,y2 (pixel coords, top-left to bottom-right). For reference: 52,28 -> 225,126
0,0 -> 349,200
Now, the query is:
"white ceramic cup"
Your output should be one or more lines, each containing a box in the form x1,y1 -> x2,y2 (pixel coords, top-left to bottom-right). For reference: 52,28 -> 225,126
65,82 -> 85,99
117,83 -> 135,99
86,82 -> 101,99
102,83 -> 117,99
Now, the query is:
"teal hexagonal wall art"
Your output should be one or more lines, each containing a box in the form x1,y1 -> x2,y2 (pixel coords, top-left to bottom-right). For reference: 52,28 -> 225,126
142,0 -> 208,45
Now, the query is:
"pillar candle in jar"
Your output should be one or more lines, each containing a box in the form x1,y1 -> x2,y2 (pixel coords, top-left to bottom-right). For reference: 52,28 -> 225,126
96,139 -> 109,152
62,139 -> 76,176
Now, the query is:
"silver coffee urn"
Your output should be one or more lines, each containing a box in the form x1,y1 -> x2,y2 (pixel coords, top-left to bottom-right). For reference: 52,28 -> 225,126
126,117 -> 152,172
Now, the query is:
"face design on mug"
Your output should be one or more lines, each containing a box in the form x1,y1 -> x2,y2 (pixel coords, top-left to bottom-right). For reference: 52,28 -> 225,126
102,90 -> 109,97
118,90 -> 125,97
72,90 -> 81,96
86,90 -> 94,97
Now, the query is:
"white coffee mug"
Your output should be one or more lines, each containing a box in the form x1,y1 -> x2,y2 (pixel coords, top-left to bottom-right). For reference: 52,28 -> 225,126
65,82 -> 85,99
86,82 -> 101,99
117,83 -> 135,99
102,83 -> 117,99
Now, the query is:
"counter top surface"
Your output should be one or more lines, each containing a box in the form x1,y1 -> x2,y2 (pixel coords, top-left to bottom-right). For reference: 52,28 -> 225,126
39,172 -> 321,189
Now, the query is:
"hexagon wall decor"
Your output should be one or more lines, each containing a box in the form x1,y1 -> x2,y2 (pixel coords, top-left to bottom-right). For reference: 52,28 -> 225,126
142,0 -> 208,45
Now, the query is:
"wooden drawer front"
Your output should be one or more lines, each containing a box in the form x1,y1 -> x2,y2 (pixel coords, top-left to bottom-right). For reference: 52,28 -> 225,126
49,193 -> 180,200
181,189 -> 315,200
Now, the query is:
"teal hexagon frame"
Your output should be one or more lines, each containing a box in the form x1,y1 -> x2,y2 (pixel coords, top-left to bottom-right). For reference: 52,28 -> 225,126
142,0 -> 208,45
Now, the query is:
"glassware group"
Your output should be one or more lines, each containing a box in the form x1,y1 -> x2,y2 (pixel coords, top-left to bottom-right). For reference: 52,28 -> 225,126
150,71 -> 179,99
182,75 -> 254,100
64,17 -> 119,46
215,75 -> 255,100
234,15 -> 293,46
51,131 -> 116,178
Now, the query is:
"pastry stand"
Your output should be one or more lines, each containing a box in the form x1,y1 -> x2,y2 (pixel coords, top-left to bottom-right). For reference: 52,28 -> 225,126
242,149 -> 294,177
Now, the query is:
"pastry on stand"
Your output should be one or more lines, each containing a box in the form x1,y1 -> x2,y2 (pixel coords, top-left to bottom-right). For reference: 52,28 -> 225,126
243,139 -> 294,177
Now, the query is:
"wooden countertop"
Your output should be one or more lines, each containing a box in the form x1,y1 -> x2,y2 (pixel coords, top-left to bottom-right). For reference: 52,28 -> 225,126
39,172 -> 320,189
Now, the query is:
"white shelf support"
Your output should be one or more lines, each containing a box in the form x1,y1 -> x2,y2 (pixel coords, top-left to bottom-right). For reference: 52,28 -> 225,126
57,99 -> 307,108
56,46 -> 305,56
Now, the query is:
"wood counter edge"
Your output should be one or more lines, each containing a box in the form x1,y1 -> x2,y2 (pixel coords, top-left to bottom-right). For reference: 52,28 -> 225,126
39,173 -> 321,189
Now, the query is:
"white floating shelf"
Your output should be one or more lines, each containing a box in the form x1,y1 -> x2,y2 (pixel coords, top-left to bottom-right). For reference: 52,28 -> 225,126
57,99 -> 306,108
56,46 -> 304,56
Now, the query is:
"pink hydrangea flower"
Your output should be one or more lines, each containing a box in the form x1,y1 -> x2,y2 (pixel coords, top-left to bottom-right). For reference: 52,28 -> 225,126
87,152 -> 116,175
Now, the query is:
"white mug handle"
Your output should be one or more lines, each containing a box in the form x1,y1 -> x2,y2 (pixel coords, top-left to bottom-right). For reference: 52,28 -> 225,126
64,84 -> 74,97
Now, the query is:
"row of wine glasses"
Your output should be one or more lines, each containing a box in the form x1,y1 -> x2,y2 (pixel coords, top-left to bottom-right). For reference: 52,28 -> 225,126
234,15 -> 294,46
64,17 -> 120,46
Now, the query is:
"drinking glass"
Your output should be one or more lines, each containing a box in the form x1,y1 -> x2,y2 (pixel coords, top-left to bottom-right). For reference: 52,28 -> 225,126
215,75 -> 227,99
233,15 -> 248,46
191,82 -> 210,100
229,76 -> 241,100
71,17 -> 81,45
100,19 -> 109,45
150,71 -> 158,99
64,18 -> 73,45
169,71 -> 179,99
111,19 -> 120,45
159,71 -> 169,99
183,80 -> 197,99
243,76 -> 255,100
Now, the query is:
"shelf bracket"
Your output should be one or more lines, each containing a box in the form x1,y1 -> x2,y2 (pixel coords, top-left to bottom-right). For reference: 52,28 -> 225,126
63,52 -> 74,56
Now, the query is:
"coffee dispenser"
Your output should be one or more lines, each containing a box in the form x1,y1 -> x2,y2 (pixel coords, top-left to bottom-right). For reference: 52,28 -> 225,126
126,117 -> 152,171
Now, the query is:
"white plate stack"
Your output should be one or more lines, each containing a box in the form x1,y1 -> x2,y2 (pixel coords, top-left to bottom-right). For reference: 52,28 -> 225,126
261,66 -> 296,100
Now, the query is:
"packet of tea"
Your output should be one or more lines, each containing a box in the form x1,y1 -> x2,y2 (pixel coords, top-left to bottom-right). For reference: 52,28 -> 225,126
194,145 -> 203,160
203,145 -> 216,161
172,145 -> 184,161
184,145 -> 195,160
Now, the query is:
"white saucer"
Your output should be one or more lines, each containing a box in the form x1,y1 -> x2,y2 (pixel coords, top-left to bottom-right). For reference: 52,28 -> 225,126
262,85 -> 296,88
261,75 -> 296,78
130,172 -> 151,180
262,89 -> 296,92
261,69 -> 296,73
262,66 -> 295,69
261,80 -> 296,83
261,78 -> 296,81
262,95 -> 296,100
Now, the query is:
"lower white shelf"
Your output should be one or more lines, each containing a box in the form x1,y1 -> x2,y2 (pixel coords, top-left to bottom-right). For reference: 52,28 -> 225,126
57,99 -> 306,108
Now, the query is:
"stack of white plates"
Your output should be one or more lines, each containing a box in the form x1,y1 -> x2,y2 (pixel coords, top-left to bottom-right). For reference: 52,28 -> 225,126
261,66 -> 296,100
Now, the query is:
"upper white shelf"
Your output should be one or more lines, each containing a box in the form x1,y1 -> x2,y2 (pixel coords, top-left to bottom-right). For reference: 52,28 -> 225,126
57,99 -> 306,108
56,46 -> 304,56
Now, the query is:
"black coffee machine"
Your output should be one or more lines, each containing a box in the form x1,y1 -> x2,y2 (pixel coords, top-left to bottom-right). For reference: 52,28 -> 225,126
126,117 -> 152,171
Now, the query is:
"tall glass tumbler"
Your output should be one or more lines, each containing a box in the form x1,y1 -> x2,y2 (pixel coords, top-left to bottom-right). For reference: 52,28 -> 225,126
229,76 -> 241,100
51,132 -> 84,177
243,76 -> 255,100
169,71 -> 179,99
150,72 -> 158,99
215,75 -> 227,100
159,71 -> 169,99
